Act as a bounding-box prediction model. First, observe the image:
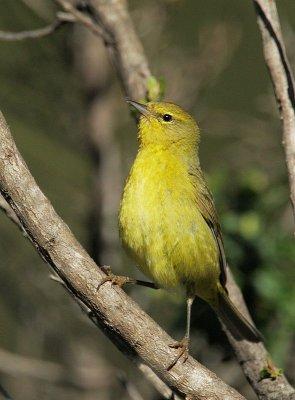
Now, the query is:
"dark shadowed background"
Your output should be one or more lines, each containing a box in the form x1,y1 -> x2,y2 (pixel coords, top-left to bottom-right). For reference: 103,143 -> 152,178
0,1 -> 294,399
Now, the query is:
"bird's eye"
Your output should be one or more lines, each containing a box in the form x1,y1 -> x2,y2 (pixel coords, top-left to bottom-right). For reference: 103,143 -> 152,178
162,114 -> 173,122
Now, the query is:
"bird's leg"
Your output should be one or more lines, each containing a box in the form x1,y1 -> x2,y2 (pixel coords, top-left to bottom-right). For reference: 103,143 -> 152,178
168,296 -> 194,370
97,266 -> 158,290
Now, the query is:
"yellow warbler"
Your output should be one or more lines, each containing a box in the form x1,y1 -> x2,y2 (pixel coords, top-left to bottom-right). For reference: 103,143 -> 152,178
105,100 -> 261,368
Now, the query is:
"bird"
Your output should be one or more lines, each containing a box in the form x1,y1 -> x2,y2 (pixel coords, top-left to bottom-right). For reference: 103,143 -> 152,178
99,99 -> 262,369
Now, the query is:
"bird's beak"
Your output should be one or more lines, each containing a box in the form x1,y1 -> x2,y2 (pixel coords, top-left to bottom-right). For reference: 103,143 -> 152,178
126,99 -> 151,117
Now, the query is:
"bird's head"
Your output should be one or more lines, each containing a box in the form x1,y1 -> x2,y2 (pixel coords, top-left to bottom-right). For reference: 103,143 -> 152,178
127,100 -> 200,150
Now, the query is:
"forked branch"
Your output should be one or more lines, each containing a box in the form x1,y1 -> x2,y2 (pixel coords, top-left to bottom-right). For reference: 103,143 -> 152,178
0,0 -> 294,398
58,0 -> 294,398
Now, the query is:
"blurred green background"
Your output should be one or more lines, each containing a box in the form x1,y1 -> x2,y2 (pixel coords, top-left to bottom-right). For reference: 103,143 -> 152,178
0,1 -> 294,399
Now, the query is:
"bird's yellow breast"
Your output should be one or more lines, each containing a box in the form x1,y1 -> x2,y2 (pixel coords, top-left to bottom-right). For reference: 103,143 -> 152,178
119,145 -> 220,302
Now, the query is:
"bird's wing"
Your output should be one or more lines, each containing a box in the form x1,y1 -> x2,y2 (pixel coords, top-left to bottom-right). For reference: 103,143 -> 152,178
189,166 -> 227,288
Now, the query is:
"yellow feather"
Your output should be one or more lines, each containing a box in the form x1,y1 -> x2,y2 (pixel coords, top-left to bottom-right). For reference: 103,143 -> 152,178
119,100 -> 262,343
119,102 -> 220,305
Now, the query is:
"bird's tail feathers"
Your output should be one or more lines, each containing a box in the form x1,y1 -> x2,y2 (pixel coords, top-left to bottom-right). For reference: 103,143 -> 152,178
216,283 -> 263,342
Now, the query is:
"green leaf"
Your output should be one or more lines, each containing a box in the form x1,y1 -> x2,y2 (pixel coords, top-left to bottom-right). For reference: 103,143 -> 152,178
259,360 -> 283,381
146,76 -> 165,101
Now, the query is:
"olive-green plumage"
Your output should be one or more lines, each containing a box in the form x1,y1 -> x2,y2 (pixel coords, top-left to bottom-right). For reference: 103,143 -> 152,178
119,101 -> 261,354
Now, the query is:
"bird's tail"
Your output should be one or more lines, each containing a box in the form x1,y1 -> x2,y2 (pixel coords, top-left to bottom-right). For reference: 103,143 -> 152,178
215,283 -> 263,342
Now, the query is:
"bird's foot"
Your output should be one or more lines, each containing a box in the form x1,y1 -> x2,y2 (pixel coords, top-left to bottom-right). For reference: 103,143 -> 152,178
97,266 -> 136,290
167,337 -> 189,370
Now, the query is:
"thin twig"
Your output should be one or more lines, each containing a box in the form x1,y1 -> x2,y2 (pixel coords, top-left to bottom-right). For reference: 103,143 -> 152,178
0,384 -> 12,400
136,363 -> 181,400
0,194 -> 26,236
117,372 -> 145,400
0,18 -> 66,41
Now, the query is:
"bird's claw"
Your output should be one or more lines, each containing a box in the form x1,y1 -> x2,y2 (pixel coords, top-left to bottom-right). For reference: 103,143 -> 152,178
97,266 -> 135,290
167,337 -> 189,370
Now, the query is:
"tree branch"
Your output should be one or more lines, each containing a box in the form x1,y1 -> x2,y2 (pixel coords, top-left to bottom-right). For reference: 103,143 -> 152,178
136,363 -> 181,400
57,1 -> 294,399
253,0 -> 295,221
224,271 -> 295,399
50,273 -> 181,400
0,111 -> 243,399
88,0 -> 152,100
2,0 -> 294,398
0,383 -> 12,400
118,372 -> 145,400
0,15 -> 70,41
54,0 -> 114,44
0,195 -> 24,232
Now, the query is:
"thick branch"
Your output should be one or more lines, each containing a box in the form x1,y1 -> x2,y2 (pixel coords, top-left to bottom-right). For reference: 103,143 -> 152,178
60,1 -> 295,399
89,0 -> 152,100
0,112 -> 243,399
54,0 -> 113,44
50,273 -> 181,400
253,0 -> 295,220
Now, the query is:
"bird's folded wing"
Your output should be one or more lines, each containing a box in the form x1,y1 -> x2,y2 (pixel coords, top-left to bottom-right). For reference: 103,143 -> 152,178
189,167 -> 227,288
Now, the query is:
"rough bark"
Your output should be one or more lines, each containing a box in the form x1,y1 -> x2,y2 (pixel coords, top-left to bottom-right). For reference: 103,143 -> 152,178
0,110 -> 243,400
253,0 -> 295,220
89,0 -> 152,100
1,0 -> 295,398
68,1 -> 295,398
